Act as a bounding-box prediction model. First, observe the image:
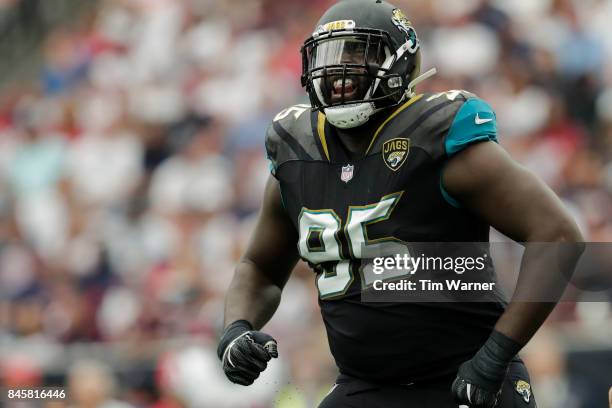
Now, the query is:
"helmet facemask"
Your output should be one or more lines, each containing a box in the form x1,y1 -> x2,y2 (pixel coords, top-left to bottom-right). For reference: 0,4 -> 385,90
302,27 -> 419,129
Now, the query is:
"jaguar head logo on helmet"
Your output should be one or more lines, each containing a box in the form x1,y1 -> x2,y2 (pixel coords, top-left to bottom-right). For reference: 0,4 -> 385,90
301,0 -> 436,129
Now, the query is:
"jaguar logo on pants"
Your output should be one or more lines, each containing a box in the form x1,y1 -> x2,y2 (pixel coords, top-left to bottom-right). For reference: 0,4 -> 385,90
515,380 -> 532,403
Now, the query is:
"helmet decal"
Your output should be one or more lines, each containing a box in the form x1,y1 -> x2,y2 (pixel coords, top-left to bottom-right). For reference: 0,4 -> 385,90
391,8 -> 412,33
391,8 -> 419,54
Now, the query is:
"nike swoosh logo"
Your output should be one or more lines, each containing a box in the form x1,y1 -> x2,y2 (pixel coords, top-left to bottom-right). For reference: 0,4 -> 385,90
475,113 -> 493,125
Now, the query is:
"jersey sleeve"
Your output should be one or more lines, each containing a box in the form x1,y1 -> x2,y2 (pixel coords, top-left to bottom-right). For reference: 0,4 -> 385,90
440,97 -> 499,208
445,98 -> 498,156
264,104 -> 326,178
265,123 -> 281,177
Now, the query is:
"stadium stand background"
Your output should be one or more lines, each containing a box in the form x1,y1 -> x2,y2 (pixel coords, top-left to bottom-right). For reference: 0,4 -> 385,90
0,0 -> 611,407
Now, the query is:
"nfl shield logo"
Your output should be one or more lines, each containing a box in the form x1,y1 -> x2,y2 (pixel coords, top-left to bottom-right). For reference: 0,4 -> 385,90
341,164 -> 354,183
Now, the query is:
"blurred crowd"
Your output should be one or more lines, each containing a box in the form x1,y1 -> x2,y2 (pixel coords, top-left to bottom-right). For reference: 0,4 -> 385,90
0,0 -> 611,407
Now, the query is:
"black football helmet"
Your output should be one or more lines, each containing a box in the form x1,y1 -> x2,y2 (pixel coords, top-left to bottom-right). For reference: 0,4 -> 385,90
301,0 -> 434,129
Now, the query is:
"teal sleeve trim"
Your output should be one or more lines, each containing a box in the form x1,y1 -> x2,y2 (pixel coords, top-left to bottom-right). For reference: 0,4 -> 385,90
279,185 -> 287,211
445,98 -> 498,156
439,174 -> 462,208
265,151 -> 285,209
265,148 -> 277,177
441,97 -> 499,207
268,160 -> 276,176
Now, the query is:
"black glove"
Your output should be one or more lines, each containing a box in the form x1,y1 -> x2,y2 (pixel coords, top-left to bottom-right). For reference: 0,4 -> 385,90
451,330 -> 522,408
217,320 -> 278,386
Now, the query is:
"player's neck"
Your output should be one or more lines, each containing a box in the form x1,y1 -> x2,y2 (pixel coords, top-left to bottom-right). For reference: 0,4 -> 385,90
333,109 -> 390,158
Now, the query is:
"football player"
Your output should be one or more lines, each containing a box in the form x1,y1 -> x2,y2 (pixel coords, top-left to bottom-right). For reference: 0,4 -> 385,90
217,1 -> 583,407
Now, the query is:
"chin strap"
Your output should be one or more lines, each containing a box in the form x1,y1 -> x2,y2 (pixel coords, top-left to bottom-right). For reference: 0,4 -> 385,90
405,67 -> 437,98
325,102 -> 377,129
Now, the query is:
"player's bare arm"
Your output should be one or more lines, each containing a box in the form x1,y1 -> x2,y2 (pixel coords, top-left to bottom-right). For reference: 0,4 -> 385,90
444,141 -> 583,340
444,141 -> 584,406
218,175 -> 299,385
224,175 -> 299,328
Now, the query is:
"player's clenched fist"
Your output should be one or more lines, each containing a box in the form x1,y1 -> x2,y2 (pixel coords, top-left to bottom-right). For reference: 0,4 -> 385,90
451,360 -> 503,407
451,330 -> 522,407
217,320 -> 278,385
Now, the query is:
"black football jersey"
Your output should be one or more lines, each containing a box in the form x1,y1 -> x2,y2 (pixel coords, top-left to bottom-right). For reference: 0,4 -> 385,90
265,91 -> 507,383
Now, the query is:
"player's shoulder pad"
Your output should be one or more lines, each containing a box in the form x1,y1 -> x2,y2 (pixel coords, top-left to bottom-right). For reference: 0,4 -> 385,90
445,95 -> 498,156
376,90 -> 474,158
265,104 -> 325,176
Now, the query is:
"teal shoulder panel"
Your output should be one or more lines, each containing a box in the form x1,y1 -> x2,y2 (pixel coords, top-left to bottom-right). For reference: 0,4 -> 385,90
445,98 -> 498,156
440,97 -> 498,208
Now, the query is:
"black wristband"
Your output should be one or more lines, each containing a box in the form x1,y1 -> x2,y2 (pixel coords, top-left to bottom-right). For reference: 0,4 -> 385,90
487,330 -> 523,363
456,330 -> 523,393
217,320 -> 253,360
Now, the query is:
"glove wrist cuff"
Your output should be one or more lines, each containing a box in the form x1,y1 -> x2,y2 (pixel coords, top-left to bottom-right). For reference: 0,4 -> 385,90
487,330 -> 523,363
217,319 -> 253,360
226,319 -> 253,332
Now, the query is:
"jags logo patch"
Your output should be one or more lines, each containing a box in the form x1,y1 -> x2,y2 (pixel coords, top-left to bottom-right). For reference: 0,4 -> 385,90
515,380 -> 532,403
382,138 -> 410,171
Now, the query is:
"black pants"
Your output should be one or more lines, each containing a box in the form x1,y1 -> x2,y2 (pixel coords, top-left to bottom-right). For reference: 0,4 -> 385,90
318,359 -> 536,408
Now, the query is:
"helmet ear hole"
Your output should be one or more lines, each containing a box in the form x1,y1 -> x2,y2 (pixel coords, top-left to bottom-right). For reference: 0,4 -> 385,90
387,76 -> 402,89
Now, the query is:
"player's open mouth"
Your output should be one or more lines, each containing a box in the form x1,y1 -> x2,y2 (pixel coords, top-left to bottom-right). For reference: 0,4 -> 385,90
331,78 -> 359,102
